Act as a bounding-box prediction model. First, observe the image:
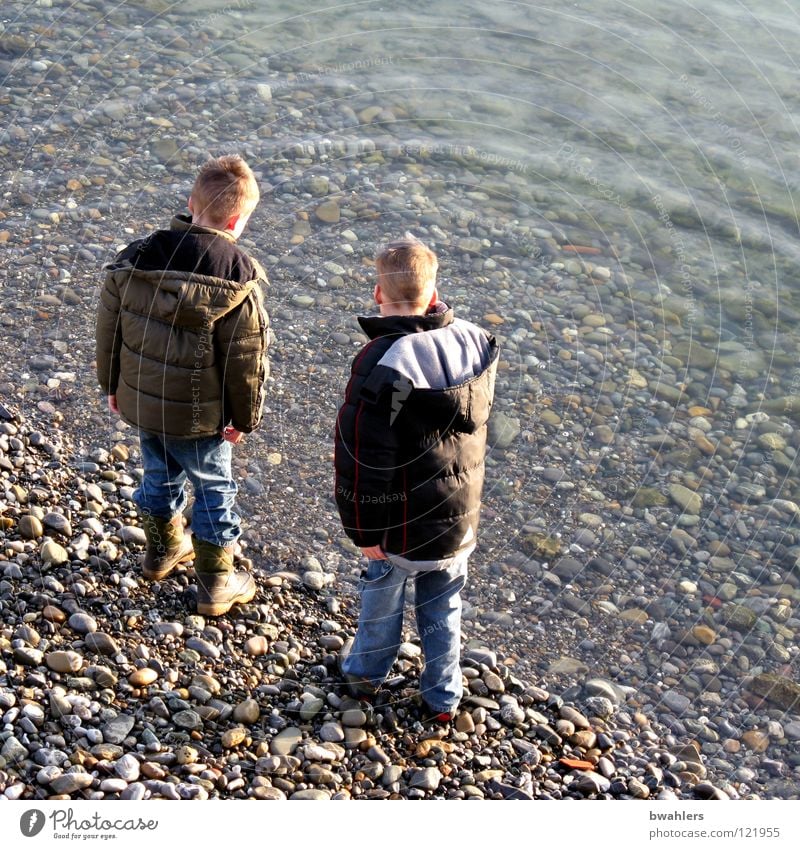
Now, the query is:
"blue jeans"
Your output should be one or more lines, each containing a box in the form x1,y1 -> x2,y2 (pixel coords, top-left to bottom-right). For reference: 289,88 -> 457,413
133,431 -> 240,547
342,554 -> 468,713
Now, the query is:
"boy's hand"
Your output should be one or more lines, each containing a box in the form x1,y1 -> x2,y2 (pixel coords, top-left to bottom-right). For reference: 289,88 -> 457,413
361,545 -> 386,561
222,426 -> 244,444
107,395 -> 119,414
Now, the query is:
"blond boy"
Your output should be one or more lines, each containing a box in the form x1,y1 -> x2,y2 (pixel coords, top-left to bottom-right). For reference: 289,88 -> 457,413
335,236 -> 498,720
96,155 -> 270,615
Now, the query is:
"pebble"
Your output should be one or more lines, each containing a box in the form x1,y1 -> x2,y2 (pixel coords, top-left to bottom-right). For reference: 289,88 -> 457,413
270,727 -> 303,757
119,526 -> 147,546
50,772 -> 94,794
84,633 -> 120,656
409,767 -> 442,791
103,714 -> 135,744
68,612 -> 98,634
341,708 -> 367,727
41,539 -> 69,565
233,700 -> 260,724
114,754 -> 140,782
18,515 -> 44,539
45,651 -> 83,674
128,668 -> 158,687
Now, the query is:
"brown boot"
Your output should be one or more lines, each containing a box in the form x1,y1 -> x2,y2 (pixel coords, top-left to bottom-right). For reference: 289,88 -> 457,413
141,513 -> 194,580
194,539 -> 256,616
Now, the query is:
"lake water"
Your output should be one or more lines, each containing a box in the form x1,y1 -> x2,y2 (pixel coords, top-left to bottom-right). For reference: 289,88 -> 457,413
169,0 -> 800,377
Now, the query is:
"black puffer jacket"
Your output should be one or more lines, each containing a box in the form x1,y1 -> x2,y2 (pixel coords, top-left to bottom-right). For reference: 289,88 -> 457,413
334,304 -> 498,561
96,214 -> 270,438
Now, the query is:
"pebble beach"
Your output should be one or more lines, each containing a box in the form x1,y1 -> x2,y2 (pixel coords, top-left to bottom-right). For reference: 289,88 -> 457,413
1,0 -> 800,801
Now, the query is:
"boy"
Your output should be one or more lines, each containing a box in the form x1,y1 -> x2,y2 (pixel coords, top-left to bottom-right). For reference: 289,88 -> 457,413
334,235 -> 498,721
96,154 -> 270,616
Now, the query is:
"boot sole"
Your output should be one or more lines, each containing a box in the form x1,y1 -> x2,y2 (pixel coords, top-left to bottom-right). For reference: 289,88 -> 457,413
196,581 -> 257,616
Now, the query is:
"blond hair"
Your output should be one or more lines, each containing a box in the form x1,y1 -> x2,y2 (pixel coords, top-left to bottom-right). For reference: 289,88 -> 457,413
375,235 -> 438,306
191,155 -> 259,226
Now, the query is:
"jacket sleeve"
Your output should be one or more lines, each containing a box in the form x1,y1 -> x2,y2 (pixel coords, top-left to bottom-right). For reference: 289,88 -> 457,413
334,385 -> 401,548
215,282 -> 270,433
95,270 -> 123,395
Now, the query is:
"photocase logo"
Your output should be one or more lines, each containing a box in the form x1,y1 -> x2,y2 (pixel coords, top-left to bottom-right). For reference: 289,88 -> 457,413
20,810 -> 46,838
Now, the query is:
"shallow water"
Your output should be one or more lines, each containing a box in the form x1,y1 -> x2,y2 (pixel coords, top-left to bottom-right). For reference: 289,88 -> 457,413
170,0 -> 800,350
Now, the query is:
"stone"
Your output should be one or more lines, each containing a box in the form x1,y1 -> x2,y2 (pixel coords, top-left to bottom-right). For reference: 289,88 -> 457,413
13,647 -> 43,666
100,778 -> 128,794
115,754 -> 140,782
41,539 -> 69,565
245,636 -> 269,656
175,746 -> 198,765
668,484 -> 702,515
661,690 -> 691,714
300,697 -> 325,721
409,767 -> 441,791
290,789 -> 330,800
270,727 -> 303,756
128,668 -> 158,687
185,637 -> 220,659
548,656 -> 588,675
500,702 -> 525,725
173,710 -> 202,730
741,730 -> 770,753
465,646 -> 497,668
584,697 -> 615,719
574,772 -> 611,794
68,612 -> 98,634
233,699 -> 260,724
45,651 -> 83,673
103,714 -> 135,744
119,525 -> 147,546
747,673 -> 800,710
320,722 -> 345,742
552,557 -> 583,581
341,708 -> 367,727
1,736 -> 29,763
50,771 -> 94,794
84,633 -> 120,656
692,625 -> 716,645
315,200 -> 340,223
222,727 -> 248,748
721,604 -> 757,632
19,515 -> 44,538
302,571 -> 325,591
489,412 -> 521,449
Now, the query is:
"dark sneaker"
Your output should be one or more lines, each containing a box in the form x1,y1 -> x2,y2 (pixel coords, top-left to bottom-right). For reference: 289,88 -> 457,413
421,701 -> 456,724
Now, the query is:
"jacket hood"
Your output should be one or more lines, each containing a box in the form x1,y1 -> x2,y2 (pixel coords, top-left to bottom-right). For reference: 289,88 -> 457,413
105,266 -> 257,329
399,336 -> 499,434
359,313 -> 499,434
104,214 -> 260,329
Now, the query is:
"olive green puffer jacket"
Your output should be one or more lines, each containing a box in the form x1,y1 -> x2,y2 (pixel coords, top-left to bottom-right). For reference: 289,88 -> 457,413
96,216 -> 269,438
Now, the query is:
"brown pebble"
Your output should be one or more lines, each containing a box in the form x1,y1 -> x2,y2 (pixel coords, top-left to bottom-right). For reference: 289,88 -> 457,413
43,605 -> 65,623
128,668 -> 158,687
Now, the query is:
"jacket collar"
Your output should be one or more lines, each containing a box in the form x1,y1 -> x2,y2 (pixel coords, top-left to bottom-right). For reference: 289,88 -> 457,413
170,213 -> 238,243
358,302 -> 454,340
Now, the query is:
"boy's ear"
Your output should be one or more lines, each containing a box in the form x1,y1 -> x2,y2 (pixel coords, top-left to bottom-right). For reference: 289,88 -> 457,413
428,286 -> 439,307
374,283 -> 383,304
224,213 -> 241,232
187,196 -> 195,214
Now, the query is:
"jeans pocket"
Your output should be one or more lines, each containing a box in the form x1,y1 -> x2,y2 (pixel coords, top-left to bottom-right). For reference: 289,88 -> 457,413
358,558 -> 393,591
